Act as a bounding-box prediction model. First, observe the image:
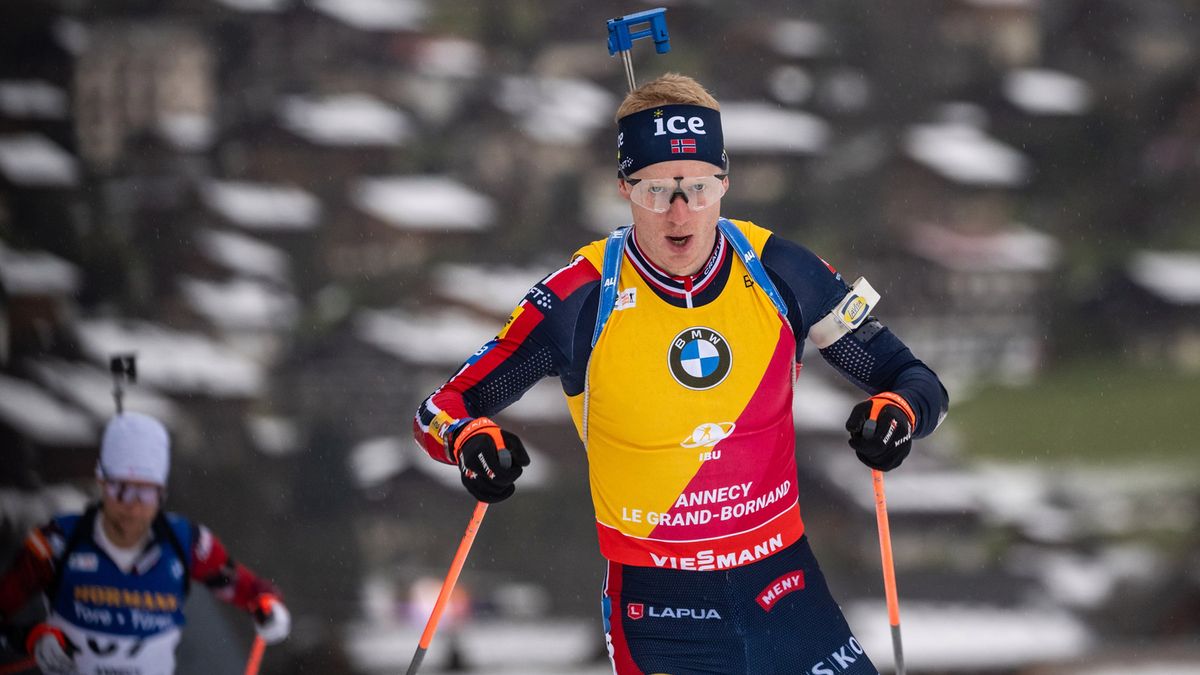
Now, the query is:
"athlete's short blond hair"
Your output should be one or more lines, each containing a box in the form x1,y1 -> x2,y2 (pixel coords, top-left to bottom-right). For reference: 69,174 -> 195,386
615,72 -> 720,121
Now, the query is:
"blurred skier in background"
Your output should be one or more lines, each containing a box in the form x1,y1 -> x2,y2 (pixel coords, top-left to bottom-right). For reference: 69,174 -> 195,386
414,73 -> 949,673
0,412 -> 290,674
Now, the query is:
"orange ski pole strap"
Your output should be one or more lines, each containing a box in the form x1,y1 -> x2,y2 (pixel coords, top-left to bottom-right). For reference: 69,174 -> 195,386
450,417 -> 507,467
866,392 -> 915,427
406,500 -> 490,675
872,469 -> 906,675
450,417 -> 526,503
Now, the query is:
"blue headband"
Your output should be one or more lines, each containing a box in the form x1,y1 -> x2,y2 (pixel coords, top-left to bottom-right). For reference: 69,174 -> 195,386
617,104 -> 727,176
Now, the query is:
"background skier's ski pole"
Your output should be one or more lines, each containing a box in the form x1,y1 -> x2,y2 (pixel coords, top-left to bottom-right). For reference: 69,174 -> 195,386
872,469 -> 905,675
405,497 -> 493,675
243,593 -> 278,675
0,657 -> 36,675
607,7 -> 671,92
242,636 -> 265,675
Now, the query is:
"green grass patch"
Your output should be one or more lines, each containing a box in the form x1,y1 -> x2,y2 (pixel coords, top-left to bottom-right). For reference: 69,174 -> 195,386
948,359 -> 1200,468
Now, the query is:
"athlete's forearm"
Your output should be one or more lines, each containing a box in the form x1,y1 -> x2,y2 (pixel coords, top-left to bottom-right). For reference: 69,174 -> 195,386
191,526 -> 279,612
887,362 -> 949,439
413,260 -> 599,462
0,538 -> 53,619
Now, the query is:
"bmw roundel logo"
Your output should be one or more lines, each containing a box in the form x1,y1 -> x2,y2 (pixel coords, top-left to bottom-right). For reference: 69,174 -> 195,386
668,327 -> 732,390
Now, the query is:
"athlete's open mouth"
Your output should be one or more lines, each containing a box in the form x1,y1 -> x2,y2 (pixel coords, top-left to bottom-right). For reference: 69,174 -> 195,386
667,235 -> 691,247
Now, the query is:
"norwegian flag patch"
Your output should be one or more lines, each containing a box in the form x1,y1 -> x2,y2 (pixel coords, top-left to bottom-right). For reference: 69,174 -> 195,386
670,138 -> 697,154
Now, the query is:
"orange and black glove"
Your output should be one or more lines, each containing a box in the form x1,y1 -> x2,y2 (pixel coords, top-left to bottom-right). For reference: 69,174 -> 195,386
845,392 -> 916,471
449,417 -> 530,503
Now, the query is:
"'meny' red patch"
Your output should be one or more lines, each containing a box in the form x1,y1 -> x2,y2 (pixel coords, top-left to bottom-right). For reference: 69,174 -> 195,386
756,570 -> 805,611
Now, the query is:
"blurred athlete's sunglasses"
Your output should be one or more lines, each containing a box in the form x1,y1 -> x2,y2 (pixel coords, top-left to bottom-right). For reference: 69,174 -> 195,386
103,480 -> 164,506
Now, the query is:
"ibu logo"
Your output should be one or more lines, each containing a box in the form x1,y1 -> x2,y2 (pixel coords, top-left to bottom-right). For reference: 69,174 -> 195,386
680,422 -> 736,449
667,327 -> 732,390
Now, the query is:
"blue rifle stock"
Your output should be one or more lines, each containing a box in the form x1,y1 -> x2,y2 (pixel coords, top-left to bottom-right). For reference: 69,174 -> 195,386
606,8 -> 671,91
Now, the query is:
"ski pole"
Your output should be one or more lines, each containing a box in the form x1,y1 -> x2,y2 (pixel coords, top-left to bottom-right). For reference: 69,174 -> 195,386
243,593 -> 277,675
242,636 -> 265,675
0,657 -> 36,675
606,7 -> 671,92
872,469 -> 905,675
405,499 -> 491,675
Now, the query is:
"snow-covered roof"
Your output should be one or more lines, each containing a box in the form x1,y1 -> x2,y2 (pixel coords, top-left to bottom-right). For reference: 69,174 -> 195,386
52,18 -> 89,56
721,102 -> 831,155
825,456 -> 1188,544
432,263 -> 541,316
247,414 -> 299,456
350,436 -> 411,489
960,0 -> 1036,8
196,229 -> 291,285
822,68 -> 873,112
202,180 -> 320,231
908,222 -> 1060,272
829,456 -> 989,515
0,133 -> 79,187
495,76 -> 615,146
349,434 -> 552,493
1128,250 -> 1200,305
826,454 -> 1073,536
846,601 -> 1091,671
308,0 -> 426,32
179,276 -> 299,331
0,80 -> 68,119
768,65 -> 815,106
767,20 -> 829,59
1004,69 -> 1092,116
0,374 -> 96,446
26,358 -> 179,425
0,485 -> 91,531
211,0 -> 288,12
1080,663 -> 1200,675
792,371 -> 859,432
903,121 -> 1030,187
280,94 -> 411,147
1024,545 -> 1162,610
351,175 -> 494,232
0,241 -> 81,295
354,307 -> 499,366
345,618 -> 596,673
158,113 -> 215,152
414,37 -> 484,78
74,318 -> 264,398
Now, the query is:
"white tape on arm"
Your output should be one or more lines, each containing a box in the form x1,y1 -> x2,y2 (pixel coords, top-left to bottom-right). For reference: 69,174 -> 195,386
808,277 -> 881,349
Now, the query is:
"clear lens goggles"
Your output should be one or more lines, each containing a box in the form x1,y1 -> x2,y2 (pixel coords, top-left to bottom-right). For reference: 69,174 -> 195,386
623,174 -> 728,213
104,481 -> 163,506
